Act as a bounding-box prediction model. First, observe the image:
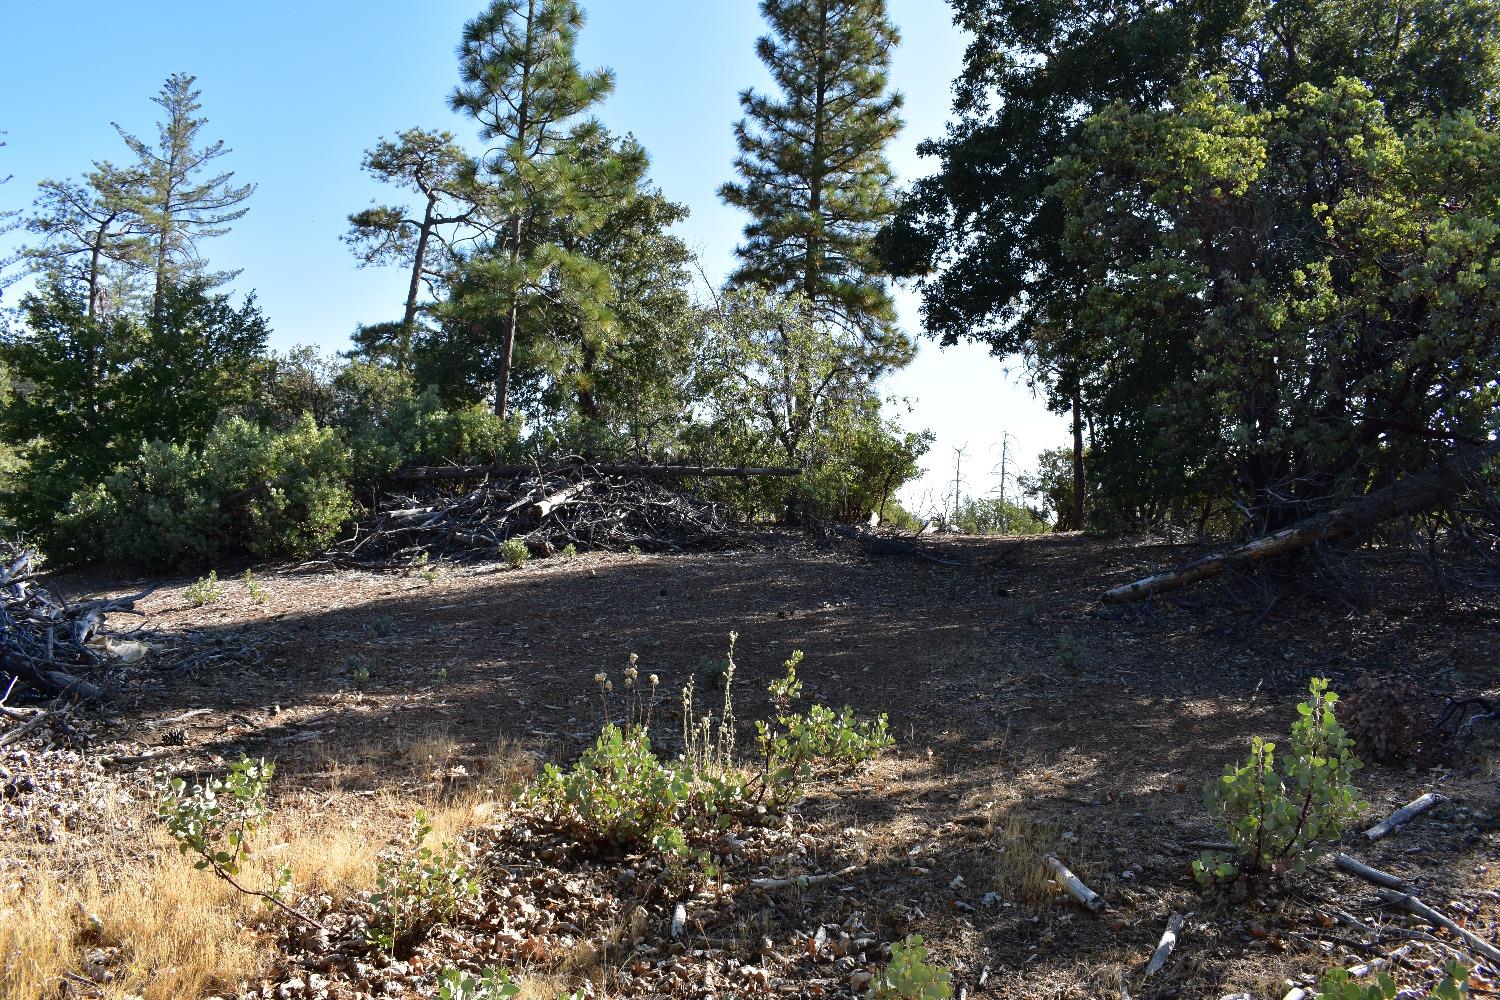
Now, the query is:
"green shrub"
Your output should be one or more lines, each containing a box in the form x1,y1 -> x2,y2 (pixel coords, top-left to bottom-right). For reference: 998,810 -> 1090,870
498,538 -> 529,568
951,496 -> 1049,535
1056,630 -> 1085,668
243,568 -> 269,604
1195,678 -> 1364,885
1313,961 -> 1468,999
202,414 -> 353,558
61,440 -> 224,567
343,381 -> 520,486
530,724 -> 694,854
755,651 -> 893,807
155,757 -> 317,927
367,809 -> 478,954
436,967 -> 519,1000
60,413 -> 353,566
868,935 -> 952,1000
185,570 -> 223,607
157,757 -> 276,881
531,641 -> 892,862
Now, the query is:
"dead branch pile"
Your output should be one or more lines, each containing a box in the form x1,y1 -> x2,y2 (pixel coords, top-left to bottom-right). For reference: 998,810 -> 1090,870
0,544 -> 148,701
331,462 -> 767,567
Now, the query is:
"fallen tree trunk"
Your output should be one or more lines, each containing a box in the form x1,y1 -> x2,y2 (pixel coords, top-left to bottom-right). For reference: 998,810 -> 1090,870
1144,912 -> 1185,977
1376,889 -> 1500,965
1102,440 -> 1500,604
1365,792 -> 1445,841
1045,855 -> 1105,912
395,462 -> 802,483
0,651 -> 101,701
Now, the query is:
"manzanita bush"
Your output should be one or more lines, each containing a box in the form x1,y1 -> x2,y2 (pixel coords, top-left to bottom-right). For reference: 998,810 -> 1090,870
156,757 -> 321,928
366,809 -> 479,954
528,637 -> 892,864
1195,677 -> 1364,886
868,934 -> 953,1000
1313,961 -> 1469,999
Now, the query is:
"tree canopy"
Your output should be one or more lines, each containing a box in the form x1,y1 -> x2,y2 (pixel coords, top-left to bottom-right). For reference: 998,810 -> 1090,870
889,0 -> 1500,531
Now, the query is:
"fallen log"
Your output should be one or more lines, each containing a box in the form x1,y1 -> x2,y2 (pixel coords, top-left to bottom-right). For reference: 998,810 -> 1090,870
747,864 -> 861,891
0,651 -> 102,701
1045,855 -> 1105,912
1365,792 -> 1445,841
0,705 -> 52,747
1144,912 -> 1186,977
395,462 -> 802,482
532,481 -> 592,519
1376,889 -> 1500,965
1102,439 -> 1500,604
1334,853 -> 1412,892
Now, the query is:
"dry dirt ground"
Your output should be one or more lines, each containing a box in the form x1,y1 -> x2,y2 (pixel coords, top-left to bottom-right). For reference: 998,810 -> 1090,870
5,533 -> 1499,1000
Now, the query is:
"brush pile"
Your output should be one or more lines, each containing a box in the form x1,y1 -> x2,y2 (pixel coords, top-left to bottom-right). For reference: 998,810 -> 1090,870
330,461 -> 779,568
0,543 -> 148,702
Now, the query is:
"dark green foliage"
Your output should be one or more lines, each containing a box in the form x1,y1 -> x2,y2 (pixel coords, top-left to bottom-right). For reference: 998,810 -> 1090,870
443,0 -> 625,417
1052,72 -> 1500,529
337,371 -> 521,486
1018,448 -> 1083,530
239,356 -> 521,487
515,134 -> 699,451
721,0 -> 907,368
890,0 -> 1500,534
23,162 -> 148,316
345,129 -> 474,367
60,414 -> 353,566
0,279 -> 268,543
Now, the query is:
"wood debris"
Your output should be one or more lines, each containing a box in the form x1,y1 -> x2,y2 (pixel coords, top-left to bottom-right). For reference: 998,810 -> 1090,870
0,543 -> 148,702
330,462 -> 772,567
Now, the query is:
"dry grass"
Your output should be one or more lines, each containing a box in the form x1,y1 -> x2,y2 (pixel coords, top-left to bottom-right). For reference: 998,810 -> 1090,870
0,739 -> 540,1000
984,808 -> 1071,907
271,797 -> 398,903
1,832 -> 269,1000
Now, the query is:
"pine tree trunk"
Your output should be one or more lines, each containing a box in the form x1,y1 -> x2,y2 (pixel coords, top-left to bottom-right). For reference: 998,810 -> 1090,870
86,225 -> 107,320
401,196 -> 437,370
496,293 -> 519,419
1071,382 -> 1085,530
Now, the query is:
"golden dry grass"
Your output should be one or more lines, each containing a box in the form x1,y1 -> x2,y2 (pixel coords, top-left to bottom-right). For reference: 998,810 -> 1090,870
1,831 -> 268,1000
985,808 -> 1070,907
0,738 -> 539,1000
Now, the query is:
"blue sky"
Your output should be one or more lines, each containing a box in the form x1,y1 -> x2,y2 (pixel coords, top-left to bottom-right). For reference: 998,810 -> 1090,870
0,0 -> 1065,509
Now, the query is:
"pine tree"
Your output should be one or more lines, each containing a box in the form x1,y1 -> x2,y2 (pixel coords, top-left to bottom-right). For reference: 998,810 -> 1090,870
345,128 -> 475,369
720,0 -> 906,367
114,73 -> 254,317
24,163 -> 148,318
525,132 -> 697,437
447,0 -> 621,418
0,134 -> 22,296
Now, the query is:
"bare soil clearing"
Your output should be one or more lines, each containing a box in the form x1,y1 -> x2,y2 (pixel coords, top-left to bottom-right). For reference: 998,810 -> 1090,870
7,534 -> 1499,999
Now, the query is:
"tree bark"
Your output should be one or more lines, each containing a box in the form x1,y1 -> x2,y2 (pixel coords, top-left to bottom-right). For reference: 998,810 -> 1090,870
400,196 -> 437,370
1070,381 -> 1085,530
1101,439 -> 1500,604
